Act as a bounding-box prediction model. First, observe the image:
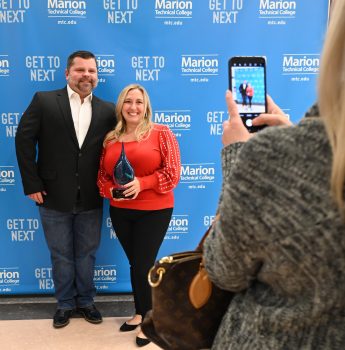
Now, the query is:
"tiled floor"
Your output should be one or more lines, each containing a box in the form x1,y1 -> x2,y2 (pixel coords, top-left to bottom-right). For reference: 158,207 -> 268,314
0,317 -> 161,350
0,295 -> 161,349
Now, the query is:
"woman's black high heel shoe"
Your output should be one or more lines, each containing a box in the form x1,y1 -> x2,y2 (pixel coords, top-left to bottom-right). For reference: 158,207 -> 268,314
136,336 -> 151,347
119,321 -> 141,332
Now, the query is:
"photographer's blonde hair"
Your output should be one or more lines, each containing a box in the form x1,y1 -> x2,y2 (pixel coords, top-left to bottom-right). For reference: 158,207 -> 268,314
319,0 -> 345,211
103,84 -> 153,146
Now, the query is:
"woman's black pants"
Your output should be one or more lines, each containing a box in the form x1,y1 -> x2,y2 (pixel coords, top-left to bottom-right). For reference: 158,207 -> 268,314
110,206 -> 173,318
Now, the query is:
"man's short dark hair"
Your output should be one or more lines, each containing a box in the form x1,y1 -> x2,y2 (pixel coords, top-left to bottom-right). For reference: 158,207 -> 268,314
66,51 -> 97,70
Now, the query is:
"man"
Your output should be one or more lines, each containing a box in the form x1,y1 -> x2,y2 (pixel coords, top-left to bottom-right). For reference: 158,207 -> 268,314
239,80 -> 248,107
15,50 -> 116,328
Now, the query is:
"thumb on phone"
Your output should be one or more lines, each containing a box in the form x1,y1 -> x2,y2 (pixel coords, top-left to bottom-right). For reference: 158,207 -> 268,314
253,95 -> 292,127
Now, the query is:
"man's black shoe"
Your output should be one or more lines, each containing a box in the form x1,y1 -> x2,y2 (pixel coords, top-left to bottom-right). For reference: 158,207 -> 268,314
53,309 -> 73,328
77,305 -> 103,324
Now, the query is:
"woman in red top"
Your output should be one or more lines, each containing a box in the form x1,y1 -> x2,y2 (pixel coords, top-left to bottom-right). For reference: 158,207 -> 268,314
246,82 -> 254,109
97,84 -> 181,347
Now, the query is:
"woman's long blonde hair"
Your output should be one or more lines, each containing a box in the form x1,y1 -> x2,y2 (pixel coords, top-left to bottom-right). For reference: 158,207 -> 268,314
104,84 -> 153,146
318,0 -> 345,211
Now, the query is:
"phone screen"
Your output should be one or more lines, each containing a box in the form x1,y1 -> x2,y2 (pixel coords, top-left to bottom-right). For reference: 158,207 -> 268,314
229,56 -> 267,132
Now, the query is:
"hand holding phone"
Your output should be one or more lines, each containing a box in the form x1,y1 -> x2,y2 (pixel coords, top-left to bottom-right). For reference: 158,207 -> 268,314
228,56 -> 267,133
222,90 -> 251,146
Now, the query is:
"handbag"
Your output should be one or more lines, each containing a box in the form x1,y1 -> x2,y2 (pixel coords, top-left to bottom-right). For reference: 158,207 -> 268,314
141,226 -> 233,350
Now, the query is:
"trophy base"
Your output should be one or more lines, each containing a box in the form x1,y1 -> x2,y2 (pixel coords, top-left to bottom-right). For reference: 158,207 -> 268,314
112,188 -> 134,199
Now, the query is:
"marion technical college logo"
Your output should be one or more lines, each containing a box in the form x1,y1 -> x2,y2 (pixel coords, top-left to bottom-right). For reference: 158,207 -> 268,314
96,54 -> 115,83
181,54 -> 219,83
180,163 -> 216,189
0,55 -> 10,77
94,265 -> 117,291
0,267 -> 20,292
153,109 -> 191,138
0,166 -> 15,191
282,53 -> 320,82
165,214 -> 189,240
154,0 -> 193,26
47,0 -> 87,24
259,0 -> 297,25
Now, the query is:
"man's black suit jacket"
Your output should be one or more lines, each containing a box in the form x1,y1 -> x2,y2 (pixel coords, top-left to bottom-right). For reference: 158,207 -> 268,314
15,87 -> 116,212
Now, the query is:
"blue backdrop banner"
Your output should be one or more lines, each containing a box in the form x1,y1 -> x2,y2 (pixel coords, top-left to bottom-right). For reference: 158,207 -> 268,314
0,0 -> 329,294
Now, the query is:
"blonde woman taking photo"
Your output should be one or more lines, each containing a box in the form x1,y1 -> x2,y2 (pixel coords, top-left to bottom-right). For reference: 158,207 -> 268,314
204,1 -> 345,348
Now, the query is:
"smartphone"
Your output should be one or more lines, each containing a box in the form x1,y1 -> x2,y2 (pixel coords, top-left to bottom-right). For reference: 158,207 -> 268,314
228,56 -> 267,133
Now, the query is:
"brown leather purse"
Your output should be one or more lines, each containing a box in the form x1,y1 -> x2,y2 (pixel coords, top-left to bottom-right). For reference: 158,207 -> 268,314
142,226 -> 233,350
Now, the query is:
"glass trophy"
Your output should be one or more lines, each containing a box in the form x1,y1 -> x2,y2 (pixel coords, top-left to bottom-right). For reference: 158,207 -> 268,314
112,142 -> 135,199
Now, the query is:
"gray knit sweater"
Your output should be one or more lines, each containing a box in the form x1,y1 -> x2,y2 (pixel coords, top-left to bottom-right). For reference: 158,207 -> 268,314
204,117 -> 345,349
